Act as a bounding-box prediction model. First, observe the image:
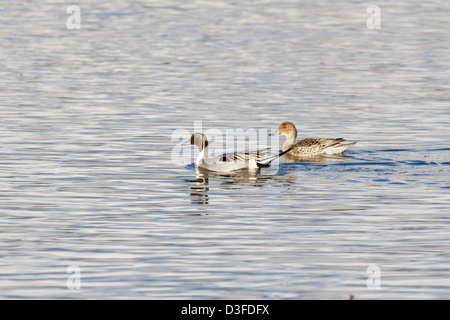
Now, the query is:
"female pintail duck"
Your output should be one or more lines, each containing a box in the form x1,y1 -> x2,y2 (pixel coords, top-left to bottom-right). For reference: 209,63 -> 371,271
271,122 -> 356,157
189,133 -> 288,172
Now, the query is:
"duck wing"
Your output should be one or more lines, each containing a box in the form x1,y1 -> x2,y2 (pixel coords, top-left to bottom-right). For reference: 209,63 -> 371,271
295,138 -> 346,148
215,147 -> 272,163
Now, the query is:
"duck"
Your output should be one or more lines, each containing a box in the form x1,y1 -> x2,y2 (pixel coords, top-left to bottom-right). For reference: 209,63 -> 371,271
271,122 -> 356,157
188,133 -> 288,172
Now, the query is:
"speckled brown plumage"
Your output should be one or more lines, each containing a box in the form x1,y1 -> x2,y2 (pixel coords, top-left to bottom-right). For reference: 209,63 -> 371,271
275,122 -> 356,156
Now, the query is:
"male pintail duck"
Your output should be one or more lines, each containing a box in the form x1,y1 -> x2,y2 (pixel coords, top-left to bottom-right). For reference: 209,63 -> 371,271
271,122 -> 356,157
189,133 -> 289,172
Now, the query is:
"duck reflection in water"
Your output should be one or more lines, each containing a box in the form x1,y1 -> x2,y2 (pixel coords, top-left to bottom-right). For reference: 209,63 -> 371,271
187,166 -> 281,205
189,167 -> 210,205
281,152 -> 353,163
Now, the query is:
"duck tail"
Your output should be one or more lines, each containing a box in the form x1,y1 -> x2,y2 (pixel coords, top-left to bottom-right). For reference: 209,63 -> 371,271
324,141 -> 357,155
257,146 -> 294,167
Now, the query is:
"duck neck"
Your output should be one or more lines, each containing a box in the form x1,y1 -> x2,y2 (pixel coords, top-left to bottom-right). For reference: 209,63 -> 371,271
282,132 -> 296,152
195,146 -> 208,165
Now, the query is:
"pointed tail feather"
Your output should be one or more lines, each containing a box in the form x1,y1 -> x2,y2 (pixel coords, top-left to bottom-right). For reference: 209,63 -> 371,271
324,141 -> 357,155
257,146 -> 294,166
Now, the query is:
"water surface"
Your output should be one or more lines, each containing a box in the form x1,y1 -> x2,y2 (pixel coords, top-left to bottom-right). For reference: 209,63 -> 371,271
0,0 -> 449,299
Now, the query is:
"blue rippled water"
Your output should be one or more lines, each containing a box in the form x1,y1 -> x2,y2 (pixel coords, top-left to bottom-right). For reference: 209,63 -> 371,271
0,0 -> 449,299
